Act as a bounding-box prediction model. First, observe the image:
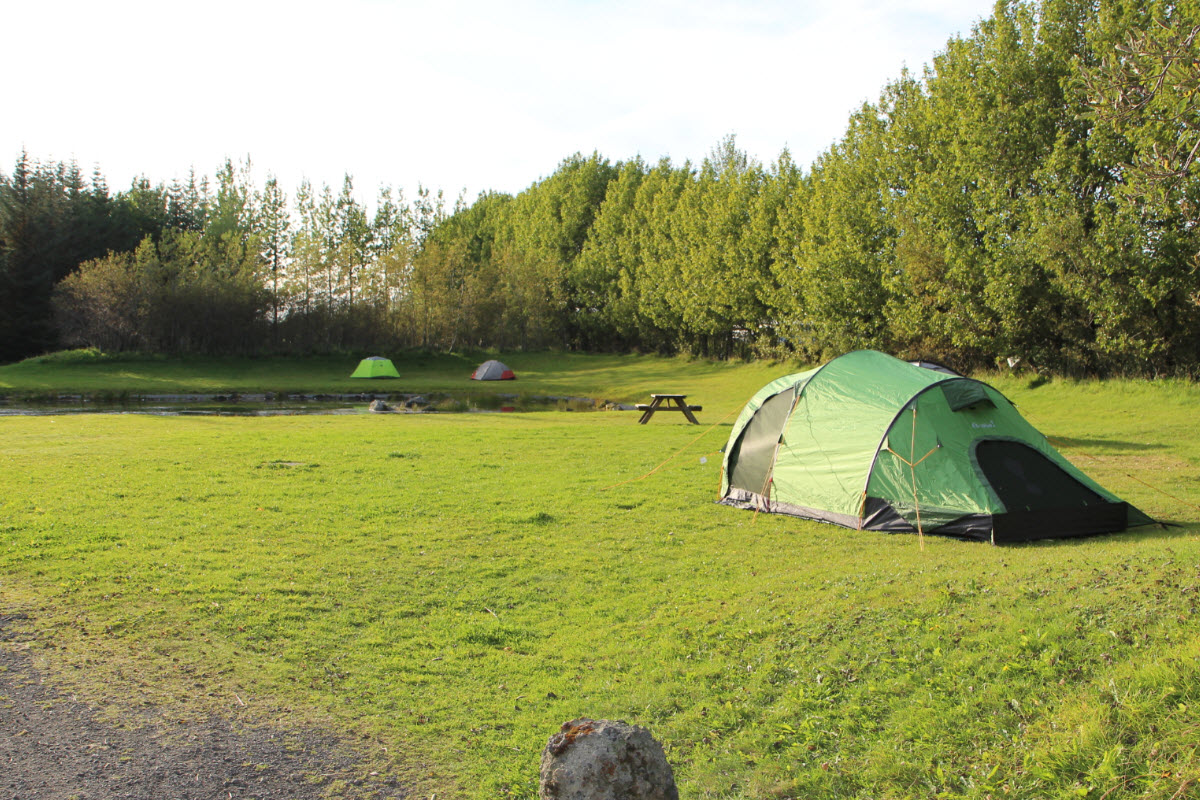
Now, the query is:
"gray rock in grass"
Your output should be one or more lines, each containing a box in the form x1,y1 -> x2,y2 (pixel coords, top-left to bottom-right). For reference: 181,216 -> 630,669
539,718 -> 678,800
368,399 -> 390,413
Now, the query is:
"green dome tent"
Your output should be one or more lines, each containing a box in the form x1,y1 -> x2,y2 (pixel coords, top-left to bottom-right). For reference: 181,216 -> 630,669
720,350 -> 1152,544
350,356 -> 400,378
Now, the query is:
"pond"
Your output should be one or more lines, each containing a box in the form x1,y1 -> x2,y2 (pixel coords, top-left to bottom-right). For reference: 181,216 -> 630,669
0,392 -> 629,417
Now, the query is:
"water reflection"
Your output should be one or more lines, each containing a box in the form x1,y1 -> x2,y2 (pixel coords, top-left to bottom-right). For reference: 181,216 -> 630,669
0,392 -> 618,417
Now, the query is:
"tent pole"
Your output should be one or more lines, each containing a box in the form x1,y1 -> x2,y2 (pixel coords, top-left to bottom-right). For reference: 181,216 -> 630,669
909,407 -> 926,551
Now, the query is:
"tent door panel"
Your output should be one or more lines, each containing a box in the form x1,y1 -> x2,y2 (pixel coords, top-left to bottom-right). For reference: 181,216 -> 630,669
975,439 -> 1105,511
975,439 -> 1131,541
991,503 -> 1129,543
727,389 -> 796,494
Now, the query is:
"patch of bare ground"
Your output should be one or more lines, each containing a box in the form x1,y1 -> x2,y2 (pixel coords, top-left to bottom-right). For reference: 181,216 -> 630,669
0,612 -> 408,800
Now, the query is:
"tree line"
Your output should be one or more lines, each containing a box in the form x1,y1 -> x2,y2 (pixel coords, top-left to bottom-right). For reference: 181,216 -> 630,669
3,0 -> 1198,375
1,156 -> 455,361
417,0 -> 1200,374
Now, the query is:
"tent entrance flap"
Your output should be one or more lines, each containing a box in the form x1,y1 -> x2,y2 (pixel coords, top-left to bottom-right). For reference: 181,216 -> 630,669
975,440 -> 1105,511
727,389 -> 796,494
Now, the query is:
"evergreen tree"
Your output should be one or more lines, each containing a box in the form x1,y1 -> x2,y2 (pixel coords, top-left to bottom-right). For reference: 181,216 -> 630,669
255,176 -> 290,339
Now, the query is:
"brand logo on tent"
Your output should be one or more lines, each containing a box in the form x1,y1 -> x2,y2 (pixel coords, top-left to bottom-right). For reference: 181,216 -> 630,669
971,420 -> 997,429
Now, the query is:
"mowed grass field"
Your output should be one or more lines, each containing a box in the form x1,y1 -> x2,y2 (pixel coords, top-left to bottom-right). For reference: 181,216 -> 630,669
0,348 -> 786,404
2,353 -> 1200,799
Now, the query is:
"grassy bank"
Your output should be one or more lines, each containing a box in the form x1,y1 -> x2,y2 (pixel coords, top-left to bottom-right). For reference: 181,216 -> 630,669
0,349 -> 788,414
2,355 -> 1199,798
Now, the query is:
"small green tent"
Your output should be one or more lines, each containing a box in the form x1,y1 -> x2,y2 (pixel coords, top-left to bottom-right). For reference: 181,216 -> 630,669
720,350 -> 1152,544
350,356 -> 400,379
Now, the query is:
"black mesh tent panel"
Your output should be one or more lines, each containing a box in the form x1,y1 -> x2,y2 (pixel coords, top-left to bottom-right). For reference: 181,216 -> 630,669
976,440 -> 1106,511
974,440 -> 1129,543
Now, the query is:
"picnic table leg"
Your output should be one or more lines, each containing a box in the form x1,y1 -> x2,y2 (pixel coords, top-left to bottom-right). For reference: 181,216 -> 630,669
667,398 -> 694,424
664,397 -> 699,424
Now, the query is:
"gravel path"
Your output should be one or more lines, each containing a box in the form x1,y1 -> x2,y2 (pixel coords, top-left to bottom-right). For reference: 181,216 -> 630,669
0,612 -> 408,800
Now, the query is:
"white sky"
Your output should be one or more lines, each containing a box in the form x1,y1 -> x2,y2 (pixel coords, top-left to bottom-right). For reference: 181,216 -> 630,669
4,0 -> 995,205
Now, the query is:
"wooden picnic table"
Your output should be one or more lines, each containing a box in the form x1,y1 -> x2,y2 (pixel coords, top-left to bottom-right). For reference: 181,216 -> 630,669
636,394 -> 702,424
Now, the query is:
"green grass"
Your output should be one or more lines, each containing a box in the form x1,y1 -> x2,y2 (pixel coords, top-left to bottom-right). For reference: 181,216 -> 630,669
2,357 -> 1200,798
0,348 -> 788,414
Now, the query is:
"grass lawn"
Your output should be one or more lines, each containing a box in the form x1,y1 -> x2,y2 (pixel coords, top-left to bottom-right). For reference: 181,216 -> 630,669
2,353 -> 1199,798
0,348 -> 788,413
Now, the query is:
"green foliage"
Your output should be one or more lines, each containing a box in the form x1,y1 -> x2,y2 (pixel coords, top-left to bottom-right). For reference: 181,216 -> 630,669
1079,1 -> 1200,371
10,0 -> 1200,375
0,358 -> 1198,799
659,137 -> 780,357
573,158 -> 649,349
785,103 -> 896,359
401,0 -> 1193,372
625,158 -> 695,349
1083,2 -> 1200,201
53,229 -> 268,355
0,152 -> 187,362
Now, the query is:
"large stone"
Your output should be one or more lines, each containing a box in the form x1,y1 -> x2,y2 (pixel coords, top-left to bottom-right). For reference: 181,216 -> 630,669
368,399 -> 390,413
539,718 -> 678,800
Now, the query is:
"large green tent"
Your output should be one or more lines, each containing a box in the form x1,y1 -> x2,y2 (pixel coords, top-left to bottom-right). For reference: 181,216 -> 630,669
350,356 -> 400,379
720,350 -> 1152,544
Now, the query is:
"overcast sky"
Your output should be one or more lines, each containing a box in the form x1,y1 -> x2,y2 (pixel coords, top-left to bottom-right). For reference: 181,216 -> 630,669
4,0 -> 996,204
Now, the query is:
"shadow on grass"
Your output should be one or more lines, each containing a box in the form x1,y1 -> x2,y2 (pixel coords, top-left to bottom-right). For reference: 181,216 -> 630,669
1012,520 -> 1200,548
1049,436 -> 1171,452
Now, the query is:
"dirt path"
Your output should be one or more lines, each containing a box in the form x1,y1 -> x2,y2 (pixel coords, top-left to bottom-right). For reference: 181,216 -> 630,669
0,613 -> 408,800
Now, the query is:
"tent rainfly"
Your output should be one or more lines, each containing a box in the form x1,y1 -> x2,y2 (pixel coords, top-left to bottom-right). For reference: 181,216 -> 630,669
720,350 -> 1153,544
908,360 -> 962,376
471,359 -> 515,381
350,356 -> 400,379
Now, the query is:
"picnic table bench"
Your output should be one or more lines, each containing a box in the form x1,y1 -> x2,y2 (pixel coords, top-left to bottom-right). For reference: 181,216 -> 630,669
636,394 -> 702,424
